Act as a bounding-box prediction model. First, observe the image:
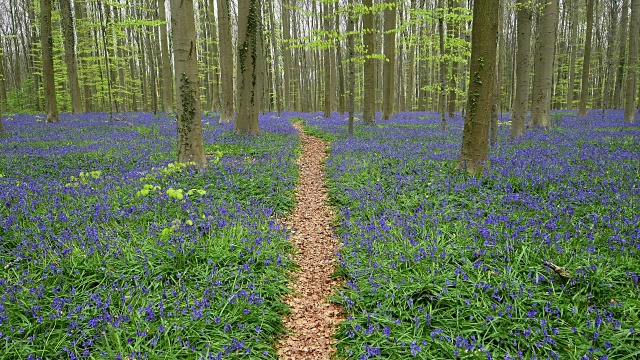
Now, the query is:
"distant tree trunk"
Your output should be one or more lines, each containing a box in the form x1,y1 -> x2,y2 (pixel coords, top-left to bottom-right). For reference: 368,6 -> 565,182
323,2 -> 332,117
170,0 -> 206,169
41,0 -> 59,123
624,0 -> 640,123
0,31 -> 7,132
382,0 -> 396,120
438,1 -> 447,130
578,0 -> 595,116
614,0 -> 629,108
530,0 -> 558,129
458,0 -> 498,176
347,0 -> 356,136
362,0 -> 376,124
282,0 -> 293,111
59,0 -> 82,113
447,0 -> 461,117
336,3 -> 346,115
566,0 -> 578,109
235,0 -> 262,133
511,0 -> 532,139
602,0 -> 618,115
269,0 -> 282,116
217,0 -> 234,123
490,0 -> 504,146
158,0 -> 174,113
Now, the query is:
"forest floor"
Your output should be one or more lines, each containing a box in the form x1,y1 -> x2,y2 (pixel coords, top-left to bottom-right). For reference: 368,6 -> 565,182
276,123 -> 344,359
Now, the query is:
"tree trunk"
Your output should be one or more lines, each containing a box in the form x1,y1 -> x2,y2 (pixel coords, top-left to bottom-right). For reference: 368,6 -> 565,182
624,0 -> 640,123
362,0 -> 376,124
59,0 -> 82,113
170,0 -> 206,169
614,0 -> 629,108
158,0 -> 174,113
602,0 -> 619,115
41,0 -> 59,123
217,0 -> 234,123
458,0 -> 498,176
323,2 -> 332,117
511,0 -> 532,139
438,0 -> 447,130
1,31 -> 7,132
336,3 -> 346,115
490,0 -> 504,146
382,0 -> 396,120
578,0 -> 595,116
566,0 -> 579,109
530,0 -> 558,129
269,0 -> 282,116
347,0 -> 356,136
235,0 -> 262,133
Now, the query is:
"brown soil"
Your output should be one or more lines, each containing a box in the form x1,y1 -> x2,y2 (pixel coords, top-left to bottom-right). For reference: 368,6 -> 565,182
276,123 -> 344,359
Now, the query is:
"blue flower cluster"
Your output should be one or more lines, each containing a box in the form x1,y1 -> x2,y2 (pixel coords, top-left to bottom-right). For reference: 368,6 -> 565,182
305,110 -> 639,359
0,112 -> 299,359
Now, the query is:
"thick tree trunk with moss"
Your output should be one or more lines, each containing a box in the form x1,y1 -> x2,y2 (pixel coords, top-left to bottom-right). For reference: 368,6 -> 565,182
41,0 -> 59,123
458,0 -> 498,176
578,0 -> 595,116
382,0 -> 396,120
217,0 -> 234,123
235,0 -> 261,134
170,0 -> 206,169
158,0 -> 174,113
59,0 -> 82,113
362,0 -> 375,125
624,0 -> 640,123
530,0 -> 558,129
511,0 -> 532,139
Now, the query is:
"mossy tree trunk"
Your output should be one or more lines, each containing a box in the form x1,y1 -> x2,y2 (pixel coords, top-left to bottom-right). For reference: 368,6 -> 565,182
382,0 -> 396,120
41,0 -> 59,123
530,0 -> 558,129
235,0 -> 262,134
362,0 -> 376,125
458,0 -> 498,176
170,0 -> 206,169
216,0 -> 235,123
624,0 -> 640,123
511,0 -> 532,139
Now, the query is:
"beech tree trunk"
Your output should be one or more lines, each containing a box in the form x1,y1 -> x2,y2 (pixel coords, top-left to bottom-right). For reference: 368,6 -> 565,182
438,0 -> 447,130
170,0 -> 206,169
511,0 -> 532,139
347,0 -> 356,136
336,3 -> 346,115
614,0 -> 629,108
624,0 -> 640,123
362,0 -> 376,124
41,0 -> 59,123
59,0 -> 82,113
217,0 -> 234,123
458,0 -> 498,176
269,0 -> 282,116
1,31 -> 7,133
490,0 -> 504,146
578,0 -> 595,116
530,0 -> 558,129
235,0 -> 262,133
323,2 -> 332,117
158,0 -> 174,113
566,0 -> 578,109
382,0 -> 396,120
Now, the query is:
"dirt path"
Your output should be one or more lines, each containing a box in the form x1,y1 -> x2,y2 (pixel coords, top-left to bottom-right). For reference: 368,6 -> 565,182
277,123 -> 344,359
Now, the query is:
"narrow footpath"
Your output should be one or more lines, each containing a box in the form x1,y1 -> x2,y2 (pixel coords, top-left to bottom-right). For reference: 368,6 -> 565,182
277,123 -> 344,359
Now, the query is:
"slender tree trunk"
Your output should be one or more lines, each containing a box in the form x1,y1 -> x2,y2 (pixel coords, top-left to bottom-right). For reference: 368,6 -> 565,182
566,0 -> 579,109
362,0 -> 376,124
336,3 -> 346,115
531,0 -> 558,129
447,0 -> 459,116
511,0 -> 532,139
235,0 -> 262,133
347,0 -> 356,135
323,2 -> 332,117
169,0 -> 206,169
217,0 -> 234,123
438,0 -> 447,130
41,0 -> 59,123
1,31 -> 7,132
157,0 -> 174,113
490,0 -> 504,146
578,0 -> 595,116
282,0 -> 292,110
624,0 -> 640,123
59,0 -> 82,113
382,0 -> 396,120
602,1 -> 618,115
614,0 -> 629,108
269,0 -> 282,116
458,0 -> 498,176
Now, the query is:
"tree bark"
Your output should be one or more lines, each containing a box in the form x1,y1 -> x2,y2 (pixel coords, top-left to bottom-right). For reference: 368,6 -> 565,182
578,0 -> 595,116
235,0 -> 262,133
490,0 -> 504,146
624,0 -> 640,123
217,0 -> 235,123
347,0 -> 356,136
336,3 -> 346,115
614,0 -> 629,108
382,0 -> 396,120
458,0 -> 498,176
158,0 -> 174,113
170,0 -> 206,169
438,0 -> 447,130
269,0 -> 283,116
362,0 -> 376,124
59,0 -> 82,113
602,0 -> 619,115
323,2 -> 332,117
530,0 -> 558,129
41,0 -> 59,123
0,31 -> 7,132
566,0 -> 579,109
511,0 -> 532,139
